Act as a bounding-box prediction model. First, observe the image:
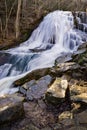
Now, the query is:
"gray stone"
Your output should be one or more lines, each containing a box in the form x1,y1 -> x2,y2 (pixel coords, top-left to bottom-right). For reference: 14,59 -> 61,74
38,100 -> 46,109
77,110 -> 87,124
0,94 -> 24,125
19,86 -> 27,95
26,75 -> 53,100
55,52 -> 72,64
22,80 -> 36,90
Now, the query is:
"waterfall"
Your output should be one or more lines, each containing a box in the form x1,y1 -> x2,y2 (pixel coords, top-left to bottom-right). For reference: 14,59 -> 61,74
0,10 -> 87,96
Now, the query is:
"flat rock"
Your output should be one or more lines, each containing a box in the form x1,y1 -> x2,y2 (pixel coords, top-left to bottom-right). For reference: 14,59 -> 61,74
25,75 -> 53,100
0,94 -> 24,125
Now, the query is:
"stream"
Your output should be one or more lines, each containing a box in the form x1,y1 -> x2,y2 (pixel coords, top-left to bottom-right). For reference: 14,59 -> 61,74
0,10 -> 87,95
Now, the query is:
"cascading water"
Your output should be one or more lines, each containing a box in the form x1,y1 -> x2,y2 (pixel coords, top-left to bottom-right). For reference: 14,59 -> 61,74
0,10 -> 87,96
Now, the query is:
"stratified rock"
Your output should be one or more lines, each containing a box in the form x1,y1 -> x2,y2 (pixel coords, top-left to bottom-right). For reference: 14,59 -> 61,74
45,78 -> 68,104
69,79 -> 87,103
71,93 -> 87,103
0,94 -> 24,125
57,62 -> 80,72
70,85 -> 87,95
50,62 -> 80,76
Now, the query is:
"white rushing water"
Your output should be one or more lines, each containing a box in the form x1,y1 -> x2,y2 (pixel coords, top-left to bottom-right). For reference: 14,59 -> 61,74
0,10 -> 87,96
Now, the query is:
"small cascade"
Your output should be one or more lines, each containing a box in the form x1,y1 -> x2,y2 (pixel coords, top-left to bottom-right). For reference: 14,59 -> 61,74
0,10 -> 87,96
75,12 -> 87,32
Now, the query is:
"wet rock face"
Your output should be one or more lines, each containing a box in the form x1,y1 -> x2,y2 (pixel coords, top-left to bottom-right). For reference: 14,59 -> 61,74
74,12 -> 87,34
0,94 -> 24,125
55,52 -> 72,64
15,68 -> 50,86
19,75 -> 53,101
45,77 -> 68,104
78,12 -> 87,23
0,53 -> 11,66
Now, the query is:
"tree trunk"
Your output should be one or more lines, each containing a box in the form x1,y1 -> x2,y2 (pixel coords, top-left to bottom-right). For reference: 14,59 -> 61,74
22,0 -> 27,18
0,18 -> 3,39
15,0 -> 22,39
4,0 -> 8,38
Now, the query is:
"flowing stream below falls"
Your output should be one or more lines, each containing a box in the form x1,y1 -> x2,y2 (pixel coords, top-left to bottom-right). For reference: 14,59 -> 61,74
0,10 -> 87,96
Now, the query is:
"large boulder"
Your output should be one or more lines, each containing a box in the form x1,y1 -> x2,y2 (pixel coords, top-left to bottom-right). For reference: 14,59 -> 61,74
19,75 -> 53,100
45,76 -> 69,105
0,94 -> 24,125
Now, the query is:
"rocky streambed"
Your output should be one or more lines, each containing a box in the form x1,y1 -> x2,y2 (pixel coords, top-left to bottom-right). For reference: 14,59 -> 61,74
0,43 -> 87,130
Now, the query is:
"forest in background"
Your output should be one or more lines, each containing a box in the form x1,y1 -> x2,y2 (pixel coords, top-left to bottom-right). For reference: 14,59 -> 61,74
0,0 -> 87,49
